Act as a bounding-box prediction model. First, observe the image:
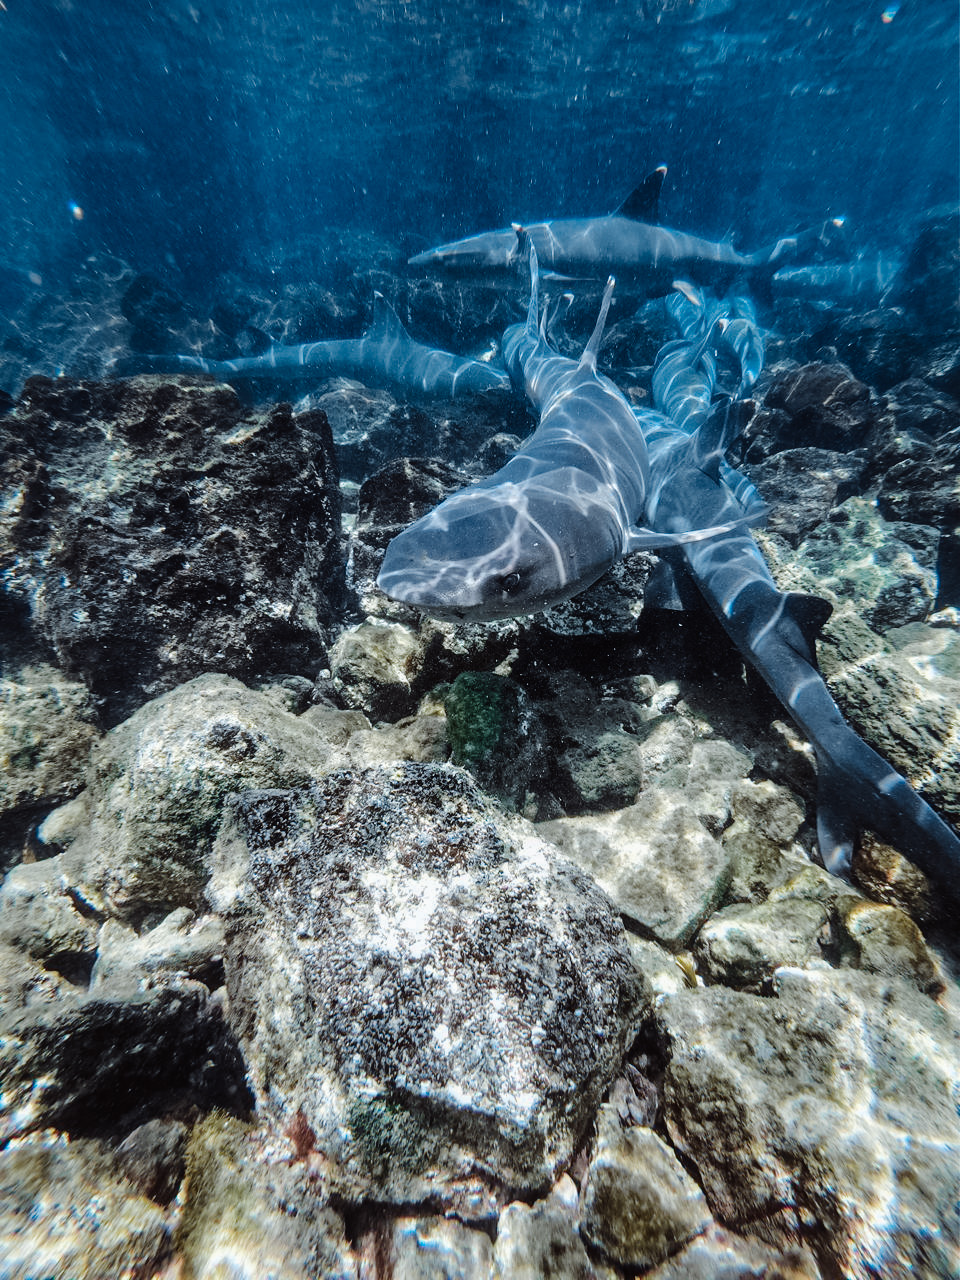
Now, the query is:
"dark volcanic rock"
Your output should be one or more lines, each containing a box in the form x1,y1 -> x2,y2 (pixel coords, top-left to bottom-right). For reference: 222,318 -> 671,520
745,447 -> 866,546
876,432 -> 960,528
0,976 -> 250,1142
0,374 -> 343,722
759,361 -> 877,453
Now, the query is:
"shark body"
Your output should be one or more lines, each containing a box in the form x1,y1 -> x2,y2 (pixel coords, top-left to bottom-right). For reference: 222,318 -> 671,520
409,168 -> 841,299
642,398 -> 960,897
153,293 -> 511,400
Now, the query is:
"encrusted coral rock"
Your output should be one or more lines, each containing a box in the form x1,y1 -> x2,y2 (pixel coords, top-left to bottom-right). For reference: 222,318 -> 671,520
657,968 -> 960,1280
211,763 -> 646,1203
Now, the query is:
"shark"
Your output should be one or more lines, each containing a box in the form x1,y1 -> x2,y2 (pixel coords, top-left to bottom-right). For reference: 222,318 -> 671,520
380,247 -> 960,901
408,166 -> 843,299
377,242 -> 755,620
144,293 -> 512,400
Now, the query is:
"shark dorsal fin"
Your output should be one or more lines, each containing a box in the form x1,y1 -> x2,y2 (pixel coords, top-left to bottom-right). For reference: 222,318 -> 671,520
782,592 -> 833,662
371,292 -> 407,339
615,166 -> 667,223
578,275 -> 615,373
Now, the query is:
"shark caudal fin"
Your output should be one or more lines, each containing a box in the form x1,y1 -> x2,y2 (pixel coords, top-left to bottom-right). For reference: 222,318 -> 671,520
614,165 -> 668,223
812,734 -> 960,904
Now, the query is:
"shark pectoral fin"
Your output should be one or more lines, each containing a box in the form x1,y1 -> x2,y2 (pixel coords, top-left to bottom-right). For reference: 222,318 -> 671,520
624,512 -> 762,551
615,165 -> 667,223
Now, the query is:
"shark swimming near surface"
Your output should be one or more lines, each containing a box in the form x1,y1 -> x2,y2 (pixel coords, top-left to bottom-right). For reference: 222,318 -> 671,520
409,166 -> 844,299
143,293 -> 512,400
378,241 -> 757,620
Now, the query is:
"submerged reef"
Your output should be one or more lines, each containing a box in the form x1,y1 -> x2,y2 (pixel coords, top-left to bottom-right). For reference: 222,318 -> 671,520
0,218 -> 958,1279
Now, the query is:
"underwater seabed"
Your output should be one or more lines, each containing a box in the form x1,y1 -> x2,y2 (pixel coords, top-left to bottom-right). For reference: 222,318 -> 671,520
0,207 -> 959,1278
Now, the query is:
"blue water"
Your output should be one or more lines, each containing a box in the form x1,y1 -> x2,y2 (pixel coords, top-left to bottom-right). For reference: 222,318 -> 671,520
1,0 -> 956,305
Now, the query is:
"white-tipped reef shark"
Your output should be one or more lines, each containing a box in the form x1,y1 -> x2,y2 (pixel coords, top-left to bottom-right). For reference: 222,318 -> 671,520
379,244 -> 960,903
144,293 -> 511,400
409,166 -> 844,298
377,241 -> 756,620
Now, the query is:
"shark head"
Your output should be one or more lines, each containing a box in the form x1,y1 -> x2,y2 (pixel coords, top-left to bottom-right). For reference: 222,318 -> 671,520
377,472 -> 620,621
408,229 -> 519,276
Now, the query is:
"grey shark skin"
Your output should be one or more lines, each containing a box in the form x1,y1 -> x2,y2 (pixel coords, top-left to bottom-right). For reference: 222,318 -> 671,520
772,254 -> 902,305
378,245 -> 750,621
409,171 -> 839,299
643,400 -> 960,901
157,293 -> 511,399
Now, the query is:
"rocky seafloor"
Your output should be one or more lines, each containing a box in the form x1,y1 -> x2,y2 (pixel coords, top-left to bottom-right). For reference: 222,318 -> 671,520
0,210 -> 958,1279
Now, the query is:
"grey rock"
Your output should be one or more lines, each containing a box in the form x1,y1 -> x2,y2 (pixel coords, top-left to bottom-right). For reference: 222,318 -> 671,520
178,1111 -> 357,1280
0,978 -> 248,1142
380,1215 -> 494,1280
115,1117 -> 189,1204
329,620 -> 424,721
212,763 -> 645,1203
58,673 -> 354,918
658,968 -> 960,1279
90,909 -> 224,992
0,663 -> 99,819
580,1105 -> 712,1269
539,790 -> 733,950
0,1136 -> 170,1279
0,855 -> 98,970
494,1181 -> 603,1280
644,1223 -> 822,1279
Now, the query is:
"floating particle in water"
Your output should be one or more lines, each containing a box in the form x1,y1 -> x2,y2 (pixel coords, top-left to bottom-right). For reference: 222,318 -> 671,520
881,2 -> 900,22
68,201 -> 84,221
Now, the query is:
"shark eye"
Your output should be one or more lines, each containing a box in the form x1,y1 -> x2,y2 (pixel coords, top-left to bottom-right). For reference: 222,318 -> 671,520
500,572 -> 522,594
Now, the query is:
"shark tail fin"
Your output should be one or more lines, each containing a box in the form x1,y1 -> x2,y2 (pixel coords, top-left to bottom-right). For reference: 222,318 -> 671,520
578,276 -> 616,373
814,759 -> 858,877
371,292 -> 407,339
